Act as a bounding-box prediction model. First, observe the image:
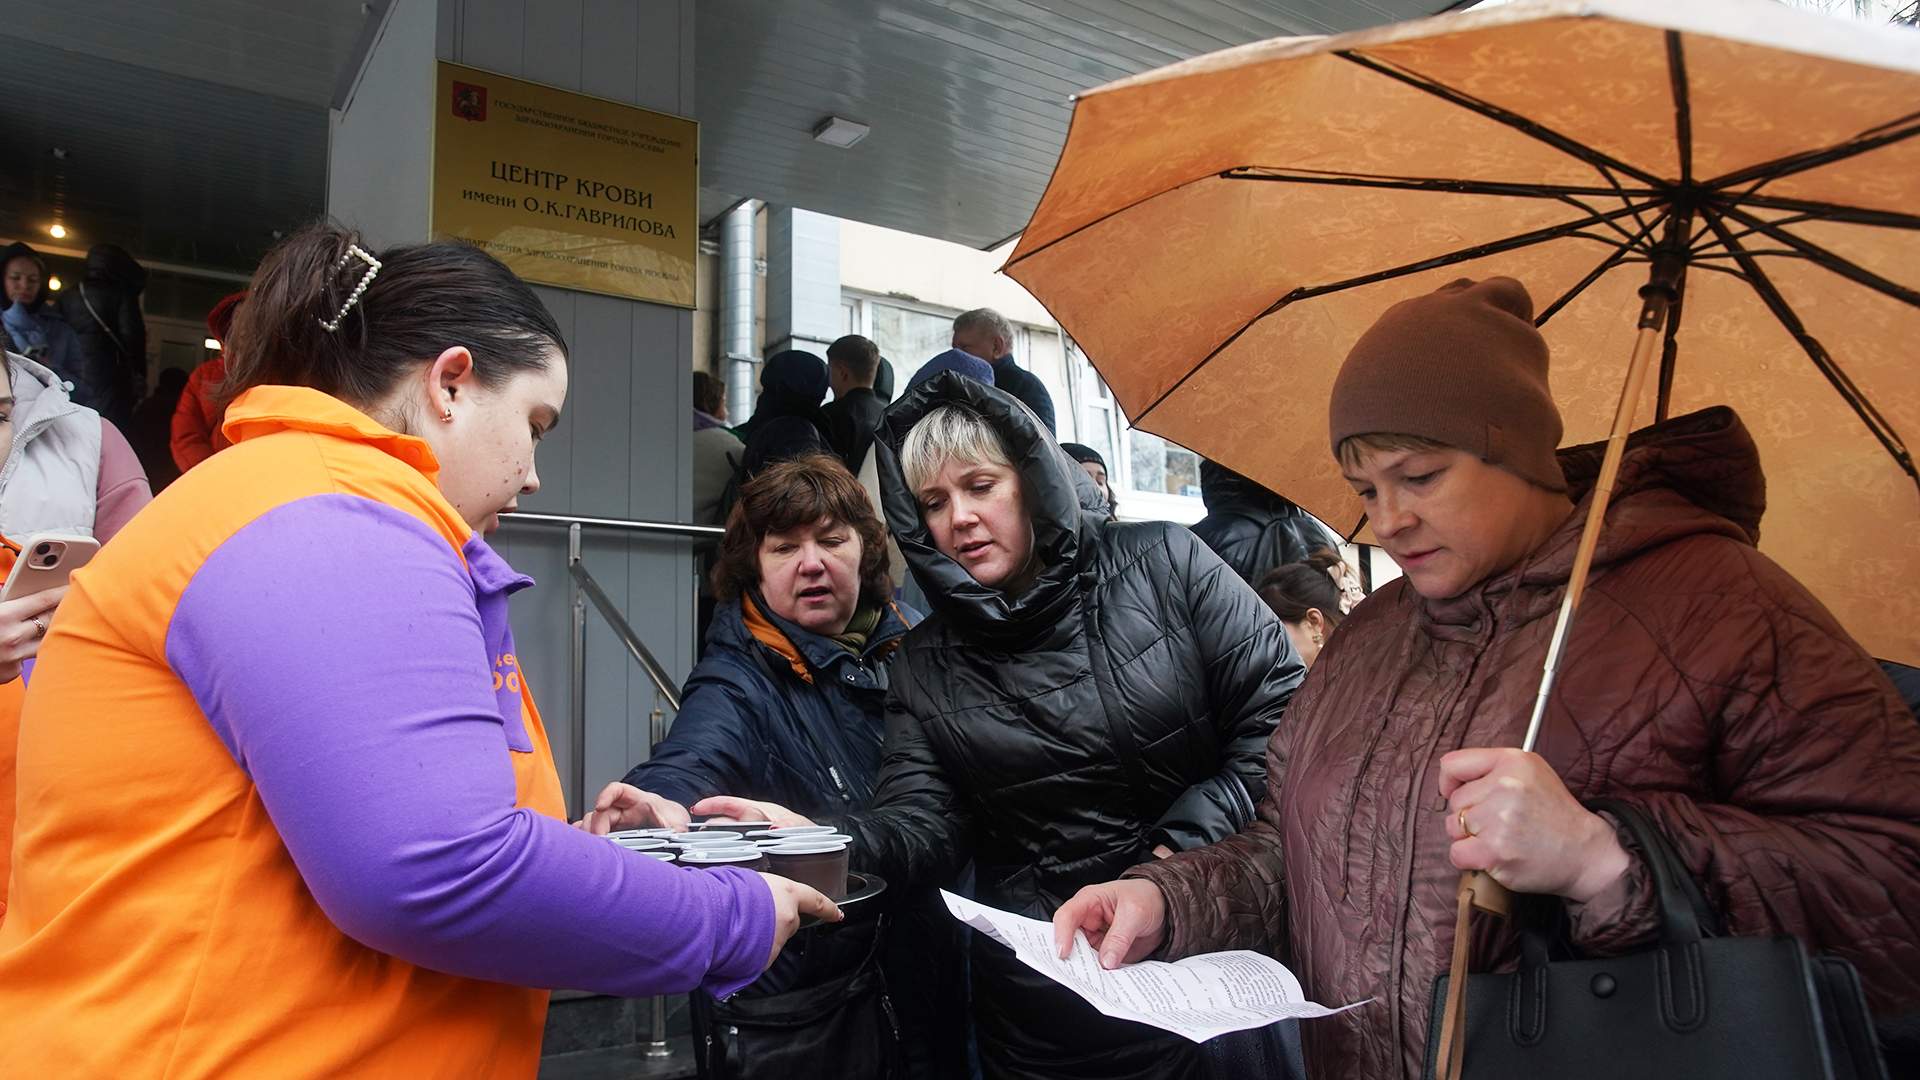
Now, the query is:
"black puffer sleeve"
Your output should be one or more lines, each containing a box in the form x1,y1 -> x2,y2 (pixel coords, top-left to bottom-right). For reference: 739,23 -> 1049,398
1150,527 -> 1302,851
840,648 -> 974,890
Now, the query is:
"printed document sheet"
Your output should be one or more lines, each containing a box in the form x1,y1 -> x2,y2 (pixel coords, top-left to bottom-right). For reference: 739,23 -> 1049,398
943,890 -> 1367,1042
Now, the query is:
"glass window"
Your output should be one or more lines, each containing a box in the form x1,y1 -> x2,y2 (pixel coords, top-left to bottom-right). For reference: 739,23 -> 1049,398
869,302 -> 955,377
1130,431 -> 1167,493
1130,431 -> 1202,497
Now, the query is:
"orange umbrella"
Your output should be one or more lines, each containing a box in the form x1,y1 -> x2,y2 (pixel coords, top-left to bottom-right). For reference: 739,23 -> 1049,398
1004,0 -> 1920,670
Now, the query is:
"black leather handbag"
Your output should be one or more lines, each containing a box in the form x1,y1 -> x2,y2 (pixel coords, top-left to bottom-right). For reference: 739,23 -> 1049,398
1424,797 -> 1889,1080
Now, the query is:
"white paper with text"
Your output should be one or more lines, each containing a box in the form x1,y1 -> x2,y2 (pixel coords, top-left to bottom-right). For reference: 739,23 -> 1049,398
943,890 -> 1368,1043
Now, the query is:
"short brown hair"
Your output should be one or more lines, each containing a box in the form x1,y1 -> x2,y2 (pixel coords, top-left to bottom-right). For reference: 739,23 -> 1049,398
827,334 -> 880,384
712,453 -> 892,604
1336,431 -> 1454,471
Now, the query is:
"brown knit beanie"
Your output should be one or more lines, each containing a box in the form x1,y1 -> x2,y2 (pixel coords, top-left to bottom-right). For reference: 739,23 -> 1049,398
1328,277 -> 1566,492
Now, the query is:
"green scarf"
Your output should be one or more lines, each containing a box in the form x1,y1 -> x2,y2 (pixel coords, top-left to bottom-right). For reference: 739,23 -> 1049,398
831,602 -> 884,654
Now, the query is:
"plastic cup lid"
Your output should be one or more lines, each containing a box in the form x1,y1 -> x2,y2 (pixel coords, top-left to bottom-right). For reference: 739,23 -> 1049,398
767,841 -> 848,855
760,826 -> 834,837
669,832 -> 742,844
679,849 -> 764,864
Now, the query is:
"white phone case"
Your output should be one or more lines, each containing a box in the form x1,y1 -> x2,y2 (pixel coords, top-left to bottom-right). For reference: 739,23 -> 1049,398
1,532 -> 101,602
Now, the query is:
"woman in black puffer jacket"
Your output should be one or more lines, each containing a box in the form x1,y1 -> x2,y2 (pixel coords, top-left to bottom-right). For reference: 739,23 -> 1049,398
713,373 -> 1303,1078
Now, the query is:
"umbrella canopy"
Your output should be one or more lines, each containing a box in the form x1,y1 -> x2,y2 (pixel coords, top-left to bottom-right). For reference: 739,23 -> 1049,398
1005,0 -> 1920,664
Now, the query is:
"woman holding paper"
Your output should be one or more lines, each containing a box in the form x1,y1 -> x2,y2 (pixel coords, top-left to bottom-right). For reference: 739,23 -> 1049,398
1052,278 -> 1920,1079
696,372 -> 1305,1079
0,225 -> 835,1078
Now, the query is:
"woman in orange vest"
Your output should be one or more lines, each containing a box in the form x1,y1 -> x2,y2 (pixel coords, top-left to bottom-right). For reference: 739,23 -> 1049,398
0,224 -> 836,1077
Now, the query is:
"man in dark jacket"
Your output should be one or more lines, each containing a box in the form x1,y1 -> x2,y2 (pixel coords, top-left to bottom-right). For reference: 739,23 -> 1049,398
820,334 -> 887,474
57,243 -> 147,426
952,307 -> 1055,433
1189,460 -> 1342,586
772,374 -> 1301,1079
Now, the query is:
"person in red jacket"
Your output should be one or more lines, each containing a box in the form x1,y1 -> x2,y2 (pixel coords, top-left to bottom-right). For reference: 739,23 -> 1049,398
171,291 -> 244,472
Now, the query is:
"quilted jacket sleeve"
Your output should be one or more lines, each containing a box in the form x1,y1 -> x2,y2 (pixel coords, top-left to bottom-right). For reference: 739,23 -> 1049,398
1126,718 -> 1295,960
621,664 -> 761,810
1149,527 -> 1304,852
1569,544 -> 1920,1014
841,652 -> 974,893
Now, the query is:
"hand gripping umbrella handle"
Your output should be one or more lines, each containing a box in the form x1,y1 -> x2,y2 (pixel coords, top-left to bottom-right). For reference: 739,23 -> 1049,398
1434,227 -> 1687,1080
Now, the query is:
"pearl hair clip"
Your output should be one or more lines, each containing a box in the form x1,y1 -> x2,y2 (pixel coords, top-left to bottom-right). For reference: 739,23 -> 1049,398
318,244 -> 382,332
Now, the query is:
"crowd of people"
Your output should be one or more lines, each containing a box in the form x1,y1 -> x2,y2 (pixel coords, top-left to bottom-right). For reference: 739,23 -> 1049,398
0,225 -> 1915,1080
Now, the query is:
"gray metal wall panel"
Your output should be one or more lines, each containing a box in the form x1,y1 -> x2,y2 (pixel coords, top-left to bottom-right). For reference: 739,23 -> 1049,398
522,0 -> 586,89
327,0 -> 436,251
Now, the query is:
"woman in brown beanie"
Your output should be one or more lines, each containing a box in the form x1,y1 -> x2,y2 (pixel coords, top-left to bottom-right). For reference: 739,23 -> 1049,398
1053,277 -> 1920,1078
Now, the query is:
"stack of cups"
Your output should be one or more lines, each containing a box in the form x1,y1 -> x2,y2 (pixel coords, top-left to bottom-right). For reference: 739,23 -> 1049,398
667,830 -> 769,872
606,829 -> 677,863
750,826 -> 852,900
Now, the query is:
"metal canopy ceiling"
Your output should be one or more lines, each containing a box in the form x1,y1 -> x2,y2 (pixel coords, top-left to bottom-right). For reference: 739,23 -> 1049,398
0,0 -> 1447,273
694,0 -> 1445,248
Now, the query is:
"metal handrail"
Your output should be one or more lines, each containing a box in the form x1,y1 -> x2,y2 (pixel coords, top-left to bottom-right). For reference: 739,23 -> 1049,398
499,509 -> 723,539
568,556 -> 684,712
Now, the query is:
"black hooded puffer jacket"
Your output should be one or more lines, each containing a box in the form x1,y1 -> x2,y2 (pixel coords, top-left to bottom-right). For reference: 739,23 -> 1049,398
1189,462 -> 1343,586
843,374 -> 1304,1079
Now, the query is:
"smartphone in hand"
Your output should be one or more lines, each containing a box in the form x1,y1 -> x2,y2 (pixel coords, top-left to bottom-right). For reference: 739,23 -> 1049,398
1,532 -> 100,602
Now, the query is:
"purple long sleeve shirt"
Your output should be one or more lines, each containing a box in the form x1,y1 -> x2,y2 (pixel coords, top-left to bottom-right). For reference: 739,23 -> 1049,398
163,493 -> 773,997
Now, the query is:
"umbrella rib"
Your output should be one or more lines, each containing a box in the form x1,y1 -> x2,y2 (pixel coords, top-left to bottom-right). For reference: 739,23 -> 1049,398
1536,247 -> 1633,328
1536,206 -> 1672,327
1716,203 -> 1920,309
1129,199 -> 1656,425
1729,193 -> 1920,231
1002,169 -> 1221,272
1335,50 -> 1667,188
1667,31 -> 1693,185
1219,169 -> 1659,201
1701,208 -> 1917,488
1705,116 -> 1920,192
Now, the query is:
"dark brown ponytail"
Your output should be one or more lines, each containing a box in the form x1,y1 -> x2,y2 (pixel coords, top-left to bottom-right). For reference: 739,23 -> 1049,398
220,223 -> 565,411
1256,548 -> 1348,628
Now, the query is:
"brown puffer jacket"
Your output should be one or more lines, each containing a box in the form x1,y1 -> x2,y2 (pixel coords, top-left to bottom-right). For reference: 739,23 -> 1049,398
1127,407 -> 1920,1079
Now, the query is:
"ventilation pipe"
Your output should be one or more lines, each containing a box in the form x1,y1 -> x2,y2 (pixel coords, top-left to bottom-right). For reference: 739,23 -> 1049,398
720,201 -> 760,417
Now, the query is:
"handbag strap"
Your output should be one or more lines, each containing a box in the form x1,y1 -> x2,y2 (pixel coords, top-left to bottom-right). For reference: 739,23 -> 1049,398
1582,797 -> 1717,944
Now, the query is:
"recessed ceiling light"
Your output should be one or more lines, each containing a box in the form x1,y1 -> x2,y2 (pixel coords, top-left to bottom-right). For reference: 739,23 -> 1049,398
47,276 -> 62,291
811,116 -> 870,149
48,224 -> 66,239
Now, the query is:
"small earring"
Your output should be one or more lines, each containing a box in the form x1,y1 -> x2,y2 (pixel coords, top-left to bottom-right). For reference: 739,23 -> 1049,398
441,409 -> 454,422
1313,632 -> 1323,645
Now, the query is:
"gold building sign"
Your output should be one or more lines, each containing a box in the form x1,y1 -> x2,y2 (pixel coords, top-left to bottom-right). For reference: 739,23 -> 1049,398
431,62 -> 698,307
